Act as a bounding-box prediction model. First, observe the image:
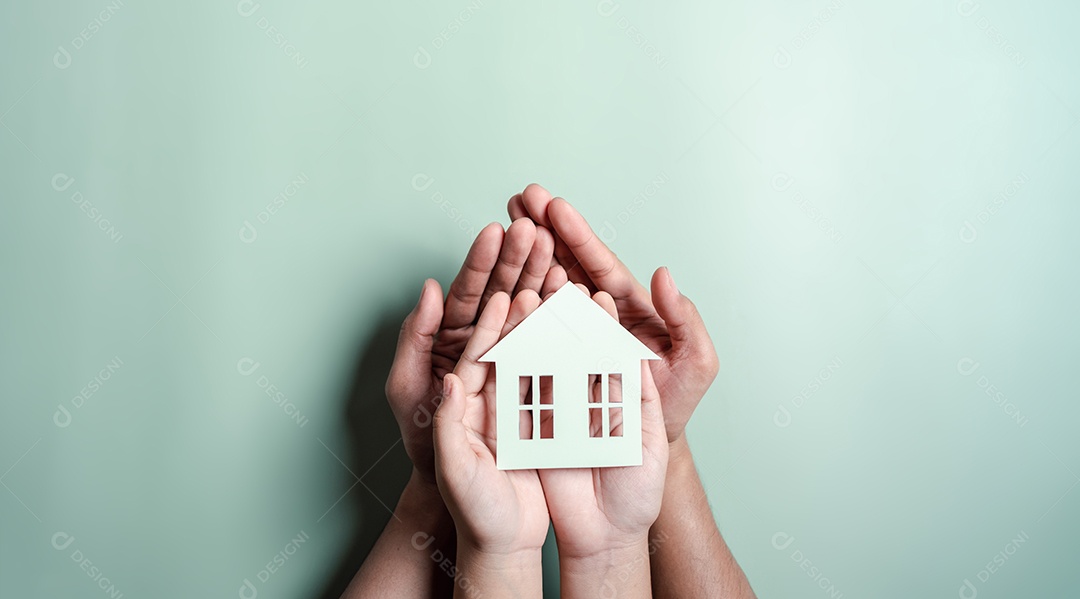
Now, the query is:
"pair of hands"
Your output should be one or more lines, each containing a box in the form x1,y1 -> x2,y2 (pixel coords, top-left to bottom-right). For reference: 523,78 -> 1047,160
385,184 -> 720,572
433,284 -> 669,564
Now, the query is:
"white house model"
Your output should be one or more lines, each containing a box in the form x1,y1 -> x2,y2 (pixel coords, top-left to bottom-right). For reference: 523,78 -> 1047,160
480,282 -> 660,470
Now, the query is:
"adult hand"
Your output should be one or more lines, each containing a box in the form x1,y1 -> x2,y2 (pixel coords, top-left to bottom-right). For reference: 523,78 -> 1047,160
385,219 -> 554,486
508,184 -> 719,444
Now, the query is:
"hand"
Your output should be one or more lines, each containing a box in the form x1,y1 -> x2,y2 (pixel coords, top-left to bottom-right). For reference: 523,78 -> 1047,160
385,219 -> 554,486
537,289 -> 669,560
432,290 -> 550,555
509,184 -> 719,444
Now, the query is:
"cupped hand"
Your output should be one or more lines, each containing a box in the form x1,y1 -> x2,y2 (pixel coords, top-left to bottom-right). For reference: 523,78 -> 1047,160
537,289 -> 669,558
384,219 -> 555,485
432,290 -> 550,554
508,184 -> 719,444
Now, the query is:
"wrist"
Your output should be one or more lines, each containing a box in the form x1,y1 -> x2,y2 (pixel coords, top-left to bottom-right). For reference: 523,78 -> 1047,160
455,536 -> 543,599
397,469 -> 452,530
560,535 -> 651,595
667,434 -> 694,468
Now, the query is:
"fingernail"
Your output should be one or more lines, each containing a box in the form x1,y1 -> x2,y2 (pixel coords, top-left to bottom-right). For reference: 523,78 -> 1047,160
442,375 -> 452,398
665,267 -> 679,294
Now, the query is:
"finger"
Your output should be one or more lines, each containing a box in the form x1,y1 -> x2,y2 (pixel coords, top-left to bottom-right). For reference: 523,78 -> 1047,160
514,226 -> 555,295
547,198 -> 653,311
385,279 -> 443,407
520,183 -> 555,228
433,373 -> 477,478
639,362 -> 667,445
651,267 -> 719,380
479,218 -> 536,314
503,289 -> 541,336
574,283 -> 590,296
443,223 -> 504,330
592,290 -> 618,320
455,291 -> 511,392
522,185 -> 587,287
540,264 -> 568,298
507,193 -> 528,220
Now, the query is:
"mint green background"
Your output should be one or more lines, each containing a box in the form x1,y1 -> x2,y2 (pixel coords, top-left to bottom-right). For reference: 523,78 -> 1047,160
3,1 -> 1079,597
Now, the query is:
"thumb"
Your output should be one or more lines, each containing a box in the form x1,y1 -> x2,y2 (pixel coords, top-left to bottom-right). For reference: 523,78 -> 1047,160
386,279 -> 443,411
650,267 -> 719,381
433,373 -> 476,478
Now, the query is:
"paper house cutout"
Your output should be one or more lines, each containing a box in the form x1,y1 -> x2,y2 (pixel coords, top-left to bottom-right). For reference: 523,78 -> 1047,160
480,282 -> 660,469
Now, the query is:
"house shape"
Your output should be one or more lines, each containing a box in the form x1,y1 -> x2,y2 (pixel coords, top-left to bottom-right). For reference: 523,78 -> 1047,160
480,281 -> 660,470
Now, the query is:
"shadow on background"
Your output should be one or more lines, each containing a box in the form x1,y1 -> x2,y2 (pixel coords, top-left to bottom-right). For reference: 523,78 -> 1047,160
314,299 -> 416,599
312,269 -> 563,599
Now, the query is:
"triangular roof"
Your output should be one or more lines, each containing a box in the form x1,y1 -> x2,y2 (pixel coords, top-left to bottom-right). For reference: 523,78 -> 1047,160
480,282 -> 660,363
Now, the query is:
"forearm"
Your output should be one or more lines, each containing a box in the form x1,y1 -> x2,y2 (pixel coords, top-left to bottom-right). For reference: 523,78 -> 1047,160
559,538 -> 652,599
454,541 -> 543,599
342,470 -> 457,598
650,436 -> 755,599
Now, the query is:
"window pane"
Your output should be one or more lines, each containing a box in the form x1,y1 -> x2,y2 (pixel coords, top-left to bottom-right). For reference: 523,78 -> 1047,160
519,409 -> 533,440
609,407 -> 623,437
539,409 -> 554,439
588,374 -> 602,403
519,375 -> 533,406
589,408 -> 603,437
539,375 -> 553,405
609,373 -> 622,403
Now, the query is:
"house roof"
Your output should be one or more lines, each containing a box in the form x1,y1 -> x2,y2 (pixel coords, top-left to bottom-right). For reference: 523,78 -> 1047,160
479,282 -> 660,363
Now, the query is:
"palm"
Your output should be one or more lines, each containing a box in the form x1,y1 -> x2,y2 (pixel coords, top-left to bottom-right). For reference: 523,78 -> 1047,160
433,290 -> 553,554
454,372 -> 549,550
539,450 -> 666,557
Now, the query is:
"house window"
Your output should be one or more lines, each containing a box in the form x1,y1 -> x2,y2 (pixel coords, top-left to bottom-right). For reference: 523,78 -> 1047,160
588,373 -> 623,438
519,375 -> 553,440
